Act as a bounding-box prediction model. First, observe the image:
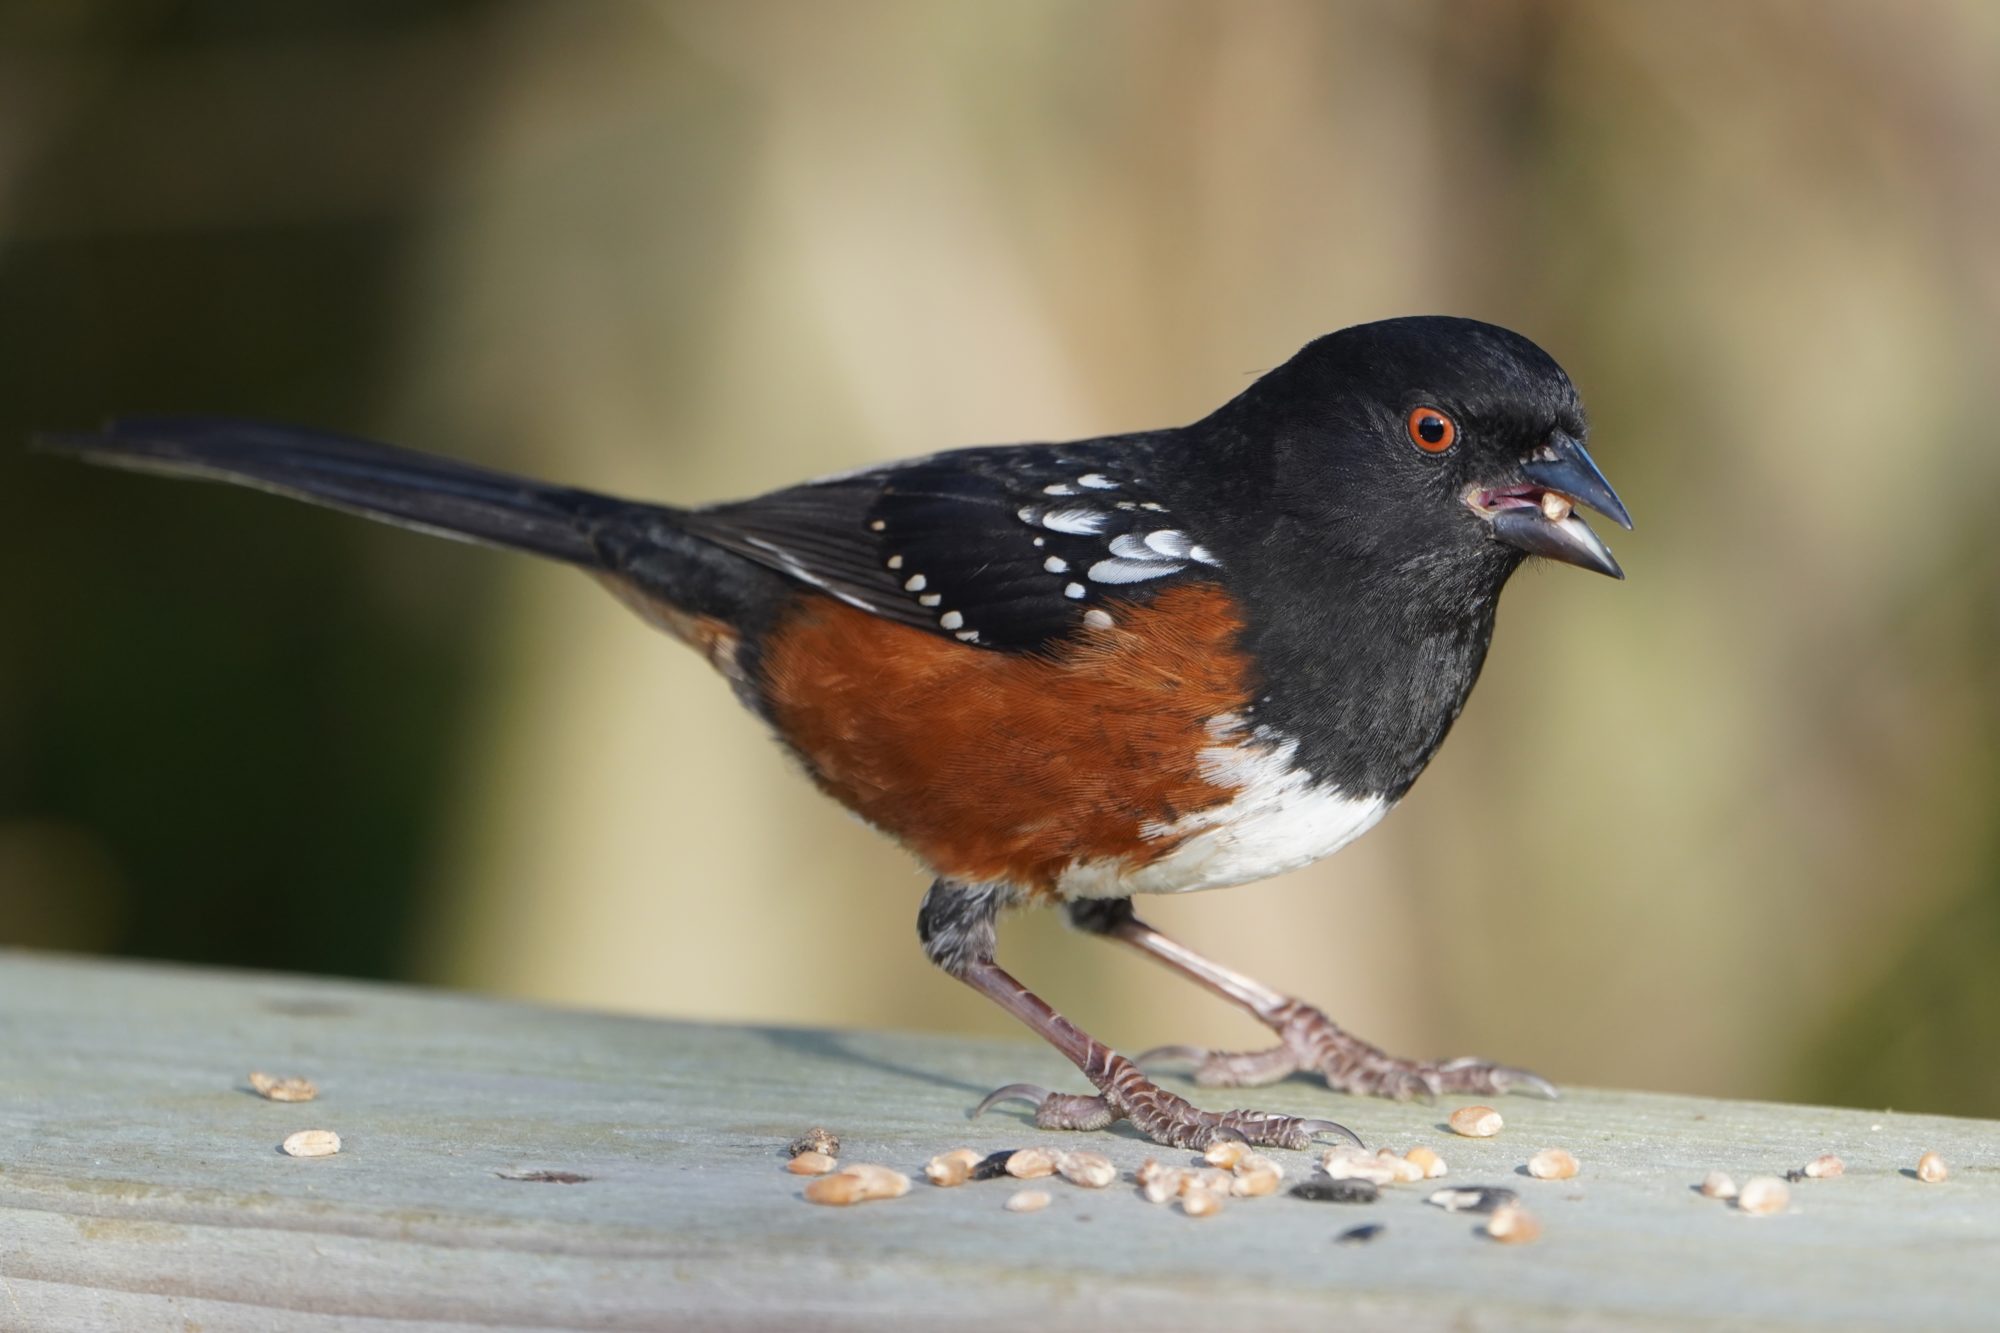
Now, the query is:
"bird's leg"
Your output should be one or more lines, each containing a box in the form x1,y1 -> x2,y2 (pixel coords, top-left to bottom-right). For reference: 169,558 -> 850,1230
1066,899 -> 1556,1101
920,880 -> 1359,1150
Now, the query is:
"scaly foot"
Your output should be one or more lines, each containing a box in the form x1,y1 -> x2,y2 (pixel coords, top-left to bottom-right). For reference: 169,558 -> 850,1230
1137,1001 -> 1557,1102
971,1049 -> 1362,1151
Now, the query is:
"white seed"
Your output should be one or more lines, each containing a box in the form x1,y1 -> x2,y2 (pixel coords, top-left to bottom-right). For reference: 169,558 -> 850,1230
1231,1156 -> 1284,1198
924,1152 -> 970,1187
1737,1176 -> 1791,1215
1405,1146 -> 1448,1179
788,1151 -> 838,1176
1005,1148 -> 1057,1179
1375,1148 -> 1426,1184
1005,1188 -> 1052,1213
1180,1188 -> 1224,1218
1527,1148 -> 1579,1181
1699,1170 -> 1738,1200
1486,1203 -> 1542,1244
280,1129 -> 341,1158
833,1163 -> 910,1200
1055,1151 -> 1117,1189
1180,1167 -> 1233,1196
1801,1153 -> 1844,1180
1202,1139 -> 1247,1169
1917,1152 -> 1949,1183
1448,1105 -> 1504,1138
248,1071 -> 317,1103
1540,491 -> 1573,523
1321,1147 -> 1399,1185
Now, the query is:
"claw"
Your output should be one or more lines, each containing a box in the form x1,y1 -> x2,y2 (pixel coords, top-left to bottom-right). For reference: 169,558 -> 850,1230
973,1083 -> 1054,1118
1433,1057 -> 1560,1100
1295,1117 -> 1366,1149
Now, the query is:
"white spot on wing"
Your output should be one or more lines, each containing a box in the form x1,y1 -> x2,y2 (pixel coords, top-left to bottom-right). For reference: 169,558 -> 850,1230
1144,530 -> 1193,558
919,593 -> 942,607
1189,544 -> 1220,566
1089,557 -> 1183,585
940,610 -> 964,630
1064,582 -> 1086,599
1043,483 -> 1077,496
954,629 -> 980,642
1083,608 -> 1115,628
886,555 -> 904,570
904,574 -> 927,592
1040,508 -> 1111,536
1044,555 -> 1068,573
1077,473 -> 1118,489
868,519 -> 886,532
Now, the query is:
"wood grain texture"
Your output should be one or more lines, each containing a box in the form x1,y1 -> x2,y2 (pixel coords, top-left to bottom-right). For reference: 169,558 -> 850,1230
0,949 -> 1994,1332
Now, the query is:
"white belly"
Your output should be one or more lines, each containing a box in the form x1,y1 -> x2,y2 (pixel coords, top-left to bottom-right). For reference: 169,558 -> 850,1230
1056,724 -> 1390,899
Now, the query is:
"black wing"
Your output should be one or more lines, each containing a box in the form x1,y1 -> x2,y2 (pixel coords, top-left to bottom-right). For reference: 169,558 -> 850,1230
679,436 -> 1223,651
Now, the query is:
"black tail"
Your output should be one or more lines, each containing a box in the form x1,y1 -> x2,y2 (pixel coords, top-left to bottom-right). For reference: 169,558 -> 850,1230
37,417 -> 668,568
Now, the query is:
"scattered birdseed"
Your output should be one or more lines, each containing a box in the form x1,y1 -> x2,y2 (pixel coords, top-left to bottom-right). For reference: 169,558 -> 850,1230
1736,1176 -> 1790,1215
1136,1158 -> 1182,1205
1448,1105 -> 1504,1138
1527,1148 -> 1579,1181
1375,1149 -> 1425,1184
1203,1139 -> 1248,1169
805,1163 -> 910,1206
1230,1154 -> 1284,1198
1180,1188 -> 1224,1218
1291,1177 -> 1380,1204
1005,1188 -> 1052,1213
1917,1152 -> 1949,1183
788,1151 -> 837,1176
248,1071 -> 317,1103
971,1150 -> 1017,1181
1801,1154 -> 1844,1180
1405,1146 -> 1448,1179
1426,1186 -> 1519,1215
1005,1148 -> 1058,1180
280,1129 -> 341,1158
1485,1203 -> 1542,1244
787,1128 -> 840,1160
1321,1148 -> 1400,1185
1056,1151 -> 1117,1189
925,1150 -> 975,1187
1336,1223 -> 1385,1245
1182,1167 -> 1234,1196
1698,1171 -> 1738,1200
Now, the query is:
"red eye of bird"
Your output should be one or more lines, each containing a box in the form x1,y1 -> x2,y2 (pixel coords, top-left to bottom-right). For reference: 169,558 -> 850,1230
1407,406 -> 1456,453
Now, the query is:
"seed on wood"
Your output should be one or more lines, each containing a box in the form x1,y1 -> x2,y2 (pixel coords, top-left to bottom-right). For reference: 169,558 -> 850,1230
1336,1223 -> 1385,1245
1448,1105 -> 1504,1138
1320,1148 -> 1399,1185
924,1151 -> 971,1187
1917,1152 -> 1949,1183
280,1130 -> 341,1158
1405,1146 -> 1447,1179
1801,1154 -> 1844,1180
788,1151 -> 838,1176
1180,1188 -> 1224,1218
1376,1149 -> 1425,1184
248,1071 -> 318,1103
1231,1155 -> 1284,1198
1736,1176 -> 1790,1215
1290,1177 -> 1380,1204
1005,1148 -> 1058,1179
1527,1148 -> 1579,1181
1485,1203 -> 1542,1244
804,1173 -> 867,1206
1426,1186 -> 1519,1215
1203,1139 -> 1247,1169
1005,1188 -> 1052,1213
1056,1151 -> 1117,1189
844,1164 -> 911,1200
787,1127 -> 840,1160
1698,1171 -> 1738,1200
972,1150 -> 1018,1181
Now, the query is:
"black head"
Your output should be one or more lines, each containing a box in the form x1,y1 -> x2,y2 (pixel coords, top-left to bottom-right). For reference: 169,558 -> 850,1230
1209,316 -> 1630,583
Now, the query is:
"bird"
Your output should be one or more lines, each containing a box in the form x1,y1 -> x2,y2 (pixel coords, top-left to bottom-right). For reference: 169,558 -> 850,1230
42,315 -> 1630,1151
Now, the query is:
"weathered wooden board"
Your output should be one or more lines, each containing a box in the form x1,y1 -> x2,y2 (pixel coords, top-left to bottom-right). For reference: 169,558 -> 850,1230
0,949 -> 1992,1331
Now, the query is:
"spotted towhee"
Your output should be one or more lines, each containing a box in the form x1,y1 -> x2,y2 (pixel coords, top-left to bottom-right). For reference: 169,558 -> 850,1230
45,315 -> 1630,1150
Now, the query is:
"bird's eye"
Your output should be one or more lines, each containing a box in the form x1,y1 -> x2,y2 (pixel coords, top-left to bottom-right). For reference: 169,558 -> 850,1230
1406,406 -> 1457,453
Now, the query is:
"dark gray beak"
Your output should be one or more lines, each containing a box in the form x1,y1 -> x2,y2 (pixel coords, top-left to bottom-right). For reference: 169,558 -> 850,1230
1491,434 -> 1631,580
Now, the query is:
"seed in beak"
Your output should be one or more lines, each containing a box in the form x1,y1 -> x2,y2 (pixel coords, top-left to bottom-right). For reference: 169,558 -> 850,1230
1540,491 -> 1573,524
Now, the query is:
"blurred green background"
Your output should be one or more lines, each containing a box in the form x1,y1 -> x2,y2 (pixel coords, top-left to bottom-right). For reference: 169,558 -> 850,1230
4,0 -> 1997,1117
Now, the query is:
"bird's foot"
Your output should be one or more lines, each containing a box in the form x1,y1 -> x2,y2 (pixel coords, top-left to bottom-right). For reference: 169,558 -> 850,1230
972,1052 -> 1362,1150
1137,1002 -> 1557,1101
